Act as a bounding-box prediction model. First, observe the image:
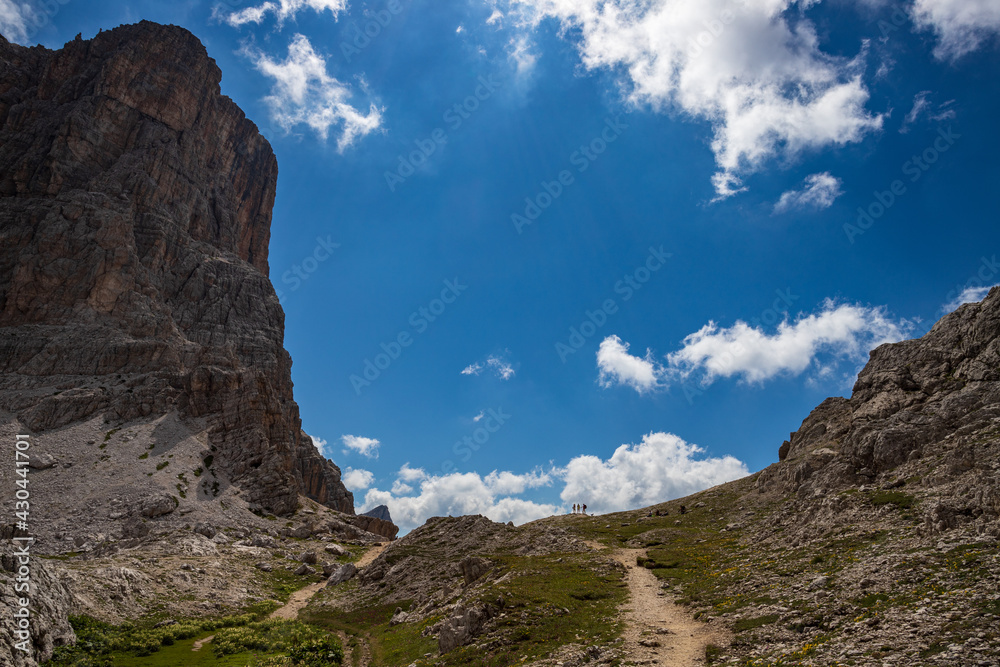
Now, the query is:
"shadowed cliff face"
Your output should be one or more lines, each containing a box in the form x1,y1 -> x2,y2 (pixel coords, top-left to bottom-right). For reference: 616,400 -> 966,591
0,22 -> 352,515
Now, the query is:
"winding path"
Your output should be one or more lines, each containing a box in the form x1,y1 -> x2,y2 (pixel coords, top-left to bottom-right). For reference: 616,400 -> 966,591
611,548 -> 728,666
193,543 -> 388,653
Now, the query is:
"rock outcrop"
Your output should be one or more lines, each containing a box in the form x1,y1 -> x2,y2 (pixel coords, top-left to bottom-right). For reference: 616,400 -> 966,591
757,287 -> 1000,532
0,23 -> 352,515
361,504 -> 393,523
0,527 -> 77,667
351,513 -> 399,541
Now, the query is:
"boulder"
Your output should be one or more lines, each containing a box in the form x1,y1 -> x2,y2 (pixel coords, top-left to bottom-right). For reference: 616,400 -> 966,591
325,563 -> 358,586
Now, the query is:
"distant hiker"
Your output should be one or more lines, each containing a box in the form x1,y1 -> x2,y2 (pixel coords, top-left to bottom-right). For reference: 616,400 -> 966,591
582,504 -> 587,515
572,504 -> 577,513
679,505 -> 686,515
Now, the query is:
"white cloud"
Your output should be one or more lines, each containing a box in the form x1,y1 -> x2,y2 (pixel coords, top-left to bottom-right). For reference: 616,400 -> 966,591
911,0 -> 1000,61
667,300 -> 912,385
396,463 -> 427,483
463,354 -> 516,380
484,469 -> 552,495
487,9 -> 504,27
773,172 -> 843,213
341,434 -> 381,458
501,0 -> 883,198
596,335 -> 660,394
223,0 -> 347,27
342,467 -> 375,491
391,479 -> 414,495
0,0 -> 34,44
900,90 -> 932,133
472,411 -> 485,422
560,432 -> 748,515
309,434 -> 332,458
242,34 -> 382,150
359,467 -> 559,533
941,285 -> 998,313
507,34 -> 538,78
487,355 -> 516,380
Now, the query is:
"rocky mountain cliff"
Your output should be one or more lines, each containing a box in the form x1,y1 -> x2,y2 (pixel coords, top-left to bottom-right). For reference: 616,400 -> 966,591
0,22 -> 352,516
758,286 -> 1000,534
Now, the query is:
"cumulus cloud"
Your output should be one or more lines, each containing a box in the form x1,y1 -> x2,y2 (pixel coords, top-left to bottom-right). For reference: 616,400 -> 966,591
359,466 -> 558,533
596,335 -> 661,394
501,0 -> 882,198
941,285 -> 999,314
560,432 -> 748,515
242,34 -> 382,150
358,437 -> 750,533
222,0 -> 347,27
773,172 -> 844,213
0,0 -> 35,44
667,300 -> 913,385
911,0 -> 1000,61
342,467 -> 375,491
341,434 -> 381,458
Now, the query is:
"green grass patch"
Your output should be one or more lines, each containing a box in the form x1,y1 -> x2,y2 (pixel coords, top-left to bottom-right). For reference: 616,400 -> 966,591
733,614 -> 780,632
857,593 -> 890,608
871,491 -> 916,509
156,461 -> 169,471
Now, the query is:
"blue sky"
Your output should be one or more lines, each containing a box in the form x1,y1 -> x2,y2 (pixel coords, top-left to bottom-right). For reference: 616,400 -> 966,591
6,0 -> 1000,532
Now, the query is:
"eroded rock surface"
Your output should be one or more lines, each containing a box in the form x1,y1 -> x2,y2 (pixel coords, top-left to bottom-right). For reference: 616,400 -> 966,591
0,22 -> 352,516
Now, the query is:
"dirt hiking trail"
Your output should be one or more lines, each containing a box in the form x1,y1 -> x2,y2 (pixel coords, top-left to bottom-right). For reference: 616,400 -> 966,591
612,548 -> 729,666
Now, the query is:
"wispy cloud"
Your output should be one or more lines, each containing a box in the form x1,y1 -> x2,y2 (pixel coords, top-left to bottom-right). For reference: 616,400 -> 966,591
773,172 -> 844,214
462,354 -> 516,380
0,0 -> 34,44
341,434 -> 381,458
242,34 -> 383,150
941,285 -> 998,313
222,0 -> 347,27
900,90 -> 932,133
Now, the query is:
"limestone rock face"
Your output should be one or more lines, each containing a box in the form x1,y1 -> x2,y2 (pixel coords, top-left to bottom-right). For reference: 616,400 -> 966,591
0,527 -> 77,667
0,23 -> 351,515
758,287 -> 1000,519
